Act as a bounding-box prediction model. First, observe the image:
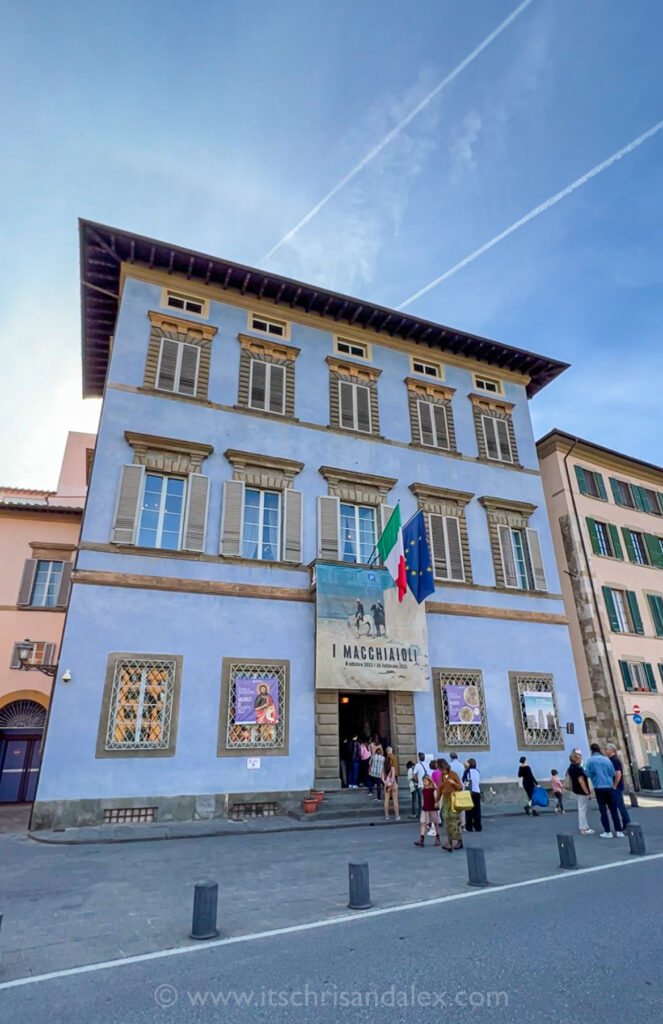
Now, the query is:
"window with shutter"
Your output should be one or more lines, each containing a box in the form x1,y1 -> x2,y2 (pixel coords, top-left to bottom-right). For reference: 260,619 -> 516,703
242,488 -> 281,560
524,529 -> 547,591
482,415 -> 512,462
317,495 -> 340,560
417,400 -> 449,449
16,558 -> 38,607
156,338 -> 200,396
610,477 -> 635,508
137,474 -> 186,550
498,525 -> 519,588
111,464 -> 145,544
647,594 -> 663,637
338,380 -> 372,433
340,503 -> 376,563
220,480 -> 245,556
28,560 -> 65,607
644,533 -> 663,568
428,514 -> 464,581
575,466 -> 606,499
604,587 -> 642,634
249,359 -> 286,415
182,473 -> 209,552
282,489 -> 303,563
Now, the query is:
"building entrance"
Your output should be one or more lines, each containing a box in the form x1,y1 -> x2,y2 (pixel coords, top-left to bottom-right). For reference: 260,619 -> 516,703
338,692 -> 391,787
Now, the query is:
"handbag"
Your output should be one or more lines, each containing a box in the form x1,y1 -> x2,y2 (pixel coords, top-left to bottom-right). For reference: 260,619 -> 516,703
451,789 -> 474,812
531,785 -> 549,808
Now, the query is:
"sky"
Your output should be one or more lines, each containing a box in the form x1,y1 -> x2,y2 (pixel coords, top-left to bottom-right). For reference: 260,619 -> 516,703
1,0 -> 662,488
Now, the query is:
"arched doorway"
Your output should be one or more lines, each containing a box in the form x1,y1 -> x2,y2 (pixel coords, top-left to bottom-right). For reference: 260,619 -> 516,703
0,700 -> 47,803
642,718 -> 663,788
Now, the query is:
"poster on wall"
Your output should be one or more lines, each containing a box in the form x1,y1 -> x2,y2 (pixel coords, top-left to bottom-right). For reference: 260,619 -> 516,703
235,676 -> 280,725
523,691 -> 556,731
315,563 -> 430,691
446,684 -> 482,724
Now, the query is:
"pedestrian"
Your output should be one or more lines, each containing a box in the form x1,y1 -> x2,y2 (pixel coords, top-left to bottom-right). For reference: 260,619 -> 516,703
426,760 -> 440,836
406,760 -> 418,817
550,769 -> 564,814
448,752 -> 466,829
386,745 -> 399,778
518,756 -> 539,816
413,775 -> 440,846
382,754 -> 401,821
436,758 -> 463,851
358,738 -> 372,787
340,738 -> 349,788
368,745 -> 385,798
412,751 -> 428,818
586,743 -> 623,838
464,758 -> 482,832
566,751 -> 594,835
347,735 -> 360,789
605,743 -> 631,832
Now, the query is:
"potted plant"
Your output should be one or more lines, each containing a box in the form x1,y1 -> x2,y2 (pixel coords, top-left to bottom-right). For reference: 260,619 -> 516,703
302,797 -> 318,814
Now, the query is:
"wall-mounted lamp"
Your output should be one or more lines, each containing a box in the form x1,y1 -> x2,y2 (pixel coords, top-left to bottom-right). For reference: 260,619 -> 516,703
16,638 -> 57,677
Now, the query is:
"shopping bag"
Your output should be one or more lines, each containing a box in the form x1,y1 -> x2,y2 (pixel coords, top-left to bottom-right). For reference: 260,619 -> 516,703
531,785 -> 549,808
451,789 -> 474,812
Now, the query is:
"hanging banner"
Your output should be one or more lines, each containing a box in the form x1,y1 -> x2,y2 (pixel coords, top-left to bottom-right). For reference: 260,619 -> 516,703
315,563 -> 430,691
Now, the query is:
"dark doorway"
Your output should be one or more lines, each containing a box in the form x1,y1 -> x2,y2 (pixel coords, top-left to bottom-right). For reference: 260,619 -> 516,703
0,731 -> 43,803
339,692 -> 391,787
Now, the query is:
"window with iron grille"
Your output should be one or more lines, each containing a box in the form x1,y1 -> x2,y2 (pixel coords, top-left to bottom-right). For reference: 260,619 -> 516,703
96,654 -> 182,758
509,672 -> 563,749
432,668 -> 490,751
219,659 -> 289,756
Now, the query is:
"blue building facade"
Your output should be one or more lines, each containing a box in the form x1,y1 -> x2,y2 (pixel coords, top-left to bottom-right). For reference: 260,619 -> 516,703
32,222 -> 588,828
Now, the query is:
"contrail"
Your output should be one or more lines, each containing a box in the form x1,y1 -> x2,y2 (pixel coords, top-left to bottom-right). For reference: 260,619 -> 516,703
261,0 -> 536,263
398,118 -> 663,309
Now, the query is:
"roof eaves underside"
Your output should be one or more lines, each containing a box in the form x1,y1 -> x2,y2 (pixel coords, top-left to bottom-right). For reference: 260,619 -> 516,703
0,503 -> 82,514
80,221 -> 569,401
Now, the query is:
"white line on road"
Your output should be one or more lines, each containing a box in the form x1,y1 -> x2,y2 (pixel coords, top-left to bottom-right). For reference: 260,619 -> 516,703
2,851 -> 662,991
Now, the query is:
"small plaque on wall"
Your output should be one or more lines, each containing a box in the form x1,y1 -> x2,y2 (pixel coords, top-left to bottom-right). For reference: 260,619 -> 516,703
247,757 -> 261,770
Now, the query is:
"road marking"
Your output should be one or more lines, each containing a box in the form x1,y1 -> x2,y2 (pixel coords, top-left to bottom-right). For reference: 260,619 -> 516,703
2,851 -> 662,990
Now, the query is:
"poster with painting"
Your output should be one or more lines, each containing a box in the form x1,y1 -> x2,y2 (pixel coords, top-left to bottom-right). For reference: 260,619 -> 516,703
234,676 -> 279,725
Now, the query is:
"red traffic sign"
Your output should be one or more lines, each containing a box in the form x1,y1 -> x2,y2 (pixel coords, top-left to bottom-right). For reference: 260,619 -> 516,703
632,704 -> 641,715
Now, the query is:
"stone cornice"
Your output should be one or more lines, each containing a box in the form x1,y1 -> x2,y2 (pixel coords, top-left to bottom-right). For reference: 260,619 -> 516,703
325,356 -> 382,381
237,333 -> 300,360
147,309 -> 218,339
224,449 -> 304,482
409,483 -> 474,508
479,495 -> 537,519
125,431 -> 213,461
468,392 -> 515,414
404,377 -> 455,401
318,466 -> 397,497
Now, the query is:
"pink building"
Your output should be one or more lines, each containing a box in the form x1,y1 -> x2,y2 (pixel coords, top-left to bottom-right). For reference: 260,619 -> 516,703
0,432 -> 94,802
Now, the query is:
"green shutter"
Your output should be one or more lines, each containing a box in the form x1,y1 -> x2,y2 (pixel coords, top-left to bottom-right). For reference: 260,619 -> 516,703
575,466 -> 588,495
608,524 -> 623,559
647,594 -> 663,637
622,527 -> 637,563
632,485 -> 647,512
610,477 -> 625,505
596,472 -> 607,500
645,533 -> 663,569
644,663 -> 657,693
659,664 -> 663,689
603,586 -> 620,631
658,494 -> 663,516
626,590 -> 644,634
586,518 -> 601,554
619,661 -> 633,691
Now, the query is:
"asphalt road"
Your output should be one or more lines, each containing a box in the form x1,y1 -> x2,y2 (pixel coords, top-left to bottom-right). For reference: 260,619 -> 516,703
2,855 -> 661,1024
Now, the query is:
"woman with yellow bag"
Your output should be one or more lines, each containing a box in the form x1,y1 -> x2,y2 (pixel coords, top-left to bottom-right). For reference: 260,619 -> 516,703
436,759 -> 471,851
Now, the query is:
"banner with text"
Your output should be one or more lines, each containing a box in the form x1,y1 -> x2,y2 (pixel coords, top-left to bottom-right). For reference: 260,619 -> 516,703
315,563 -> 430,691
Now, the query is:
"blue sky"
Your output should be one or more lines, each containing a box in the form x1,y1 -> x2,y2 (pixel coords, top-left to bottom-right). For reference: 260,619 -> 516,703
1,0 -> 662,487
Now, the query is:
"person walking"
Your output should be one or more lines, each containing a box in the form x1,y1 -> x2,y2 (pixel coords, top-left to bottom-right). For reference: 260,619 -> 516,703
566,751 -> 594,835
550,769 -> 564,814
413,775 -> 440,846
406,761 -> 418,817
586,743 -> 623,838
464,758 -> 482,832
606,743 -> 631,832
358,738 -> 372,788
436,758 -> 463,851
382,754 -> 401,821
411,752 -> 428,818
368,745 -> 385,798
347,735 -> 360,788
425,760 -> 439,836
518,756 -> 539,816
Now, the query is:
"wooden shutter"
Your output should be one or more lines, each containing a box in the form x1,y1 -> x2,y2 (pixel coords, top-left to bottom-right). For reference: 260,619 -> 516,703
249,359 -> 267,409
586,518 -> 600,554
621,527 -> 637,562
647,595 -> 663,637
645,534 -> 663,569
482,416 -> 499,460
659,664 -> 663,689
608,524 -> 623,559
595,472 -> 607,500
495,418 -> 512,461
575,466 -> 588,495
525,529 -> 547,591
631,485 -> 647,512
56,561 -> 73,606
10,642 -> 22,669
183,473 -> 209,552
497,525 -> 518,588
380,505 -> 395,532
355,385 -> 371,433
619,660 -> 633,691
43,642 -> 57,668
178,343 -> 199,396
626,591 -> 644,634
157,338 -> 179,391
16,558 -> 38,606
111,464 -> 144,544
338,381 -> 355,429
220,480 -> 245,556
282,489 -> 303,562
609,477 -> 623,505
417,401 -> 435,446
445,516 -> 464,581
602,586 -> 620,631
268,364 -> 286,415
317,496 -> 340,560
644,663 -> 657,693
433,405 -> 450,449
429,513 -> 448,580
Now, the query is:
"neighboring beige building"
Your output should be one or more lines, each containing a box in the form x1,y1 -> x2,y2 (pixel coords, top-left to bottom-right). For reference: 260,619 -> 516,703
538,429 -> 663,789
0,432 -> 94,802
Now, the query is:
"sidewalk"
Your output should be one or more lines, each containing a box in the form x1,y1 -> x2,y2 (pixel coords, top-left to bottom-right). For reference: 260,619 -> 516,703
1,801 -> 661,983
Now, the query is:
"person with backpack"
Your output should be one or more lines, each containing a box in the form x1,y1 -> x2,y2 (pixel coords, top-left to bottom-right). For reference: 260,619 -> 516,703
518,756 -> 539,816
368,745 -> 385,798
411,751 -> 428,818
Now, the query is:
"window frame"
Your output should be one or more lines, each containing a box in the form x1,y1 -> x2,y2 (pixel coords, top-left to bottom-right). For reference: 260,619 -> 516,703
30,560 -> 64,608
481,413 -> 514,463
338,379 -> 372,434
411,356 -> 443,380
339,502 -> 377,565
248,358 -> 286,415
248,311 -> 290,340
241,487 -> 282,562
96,653 -> 183,759
334,337 -> 371,361
432,667 -> 490,751
417,399 -> 450,450
137,472 -> 187,551
156,336 -> 201,397
594,521 -> 613,557
473,374 -> 504,396
509,671 -> 564,751
162,289 -> 208,318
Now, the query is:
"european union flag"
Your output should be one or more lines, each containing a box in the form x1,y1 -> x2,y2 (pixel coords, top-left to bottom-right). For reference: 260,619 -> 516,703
402,509 -> 435,603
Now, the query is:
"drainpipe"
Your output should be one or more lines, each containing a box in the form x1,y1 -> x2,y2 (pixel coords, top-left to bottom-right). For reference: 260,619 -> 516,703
562,440 -> 639,791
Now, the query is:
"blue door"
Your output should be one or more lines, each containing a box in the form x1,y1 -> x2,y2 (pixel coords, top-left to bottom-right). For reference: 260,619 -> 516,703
0,731 -> 43,803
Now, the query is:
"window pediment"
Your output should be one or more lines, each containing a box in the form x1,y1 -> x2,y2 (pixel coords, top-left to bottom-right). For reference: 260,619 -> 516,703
225,449 -> 303,490
125,431 -> 213,474
410,483 -> 473,517
405,377 -> 455,402
326,355 -> 381,382
468,393 -> 514,415
237,333 -> 300,362
319,465 -> 396,505
479,495 -> 537,529
147,310 -> 218,342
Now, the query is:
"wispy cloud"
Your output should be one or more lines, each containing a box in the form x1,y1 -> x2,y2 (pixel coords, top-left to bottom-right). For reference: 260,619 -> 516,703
398,118 -> 663,308
260,0 -> 536,263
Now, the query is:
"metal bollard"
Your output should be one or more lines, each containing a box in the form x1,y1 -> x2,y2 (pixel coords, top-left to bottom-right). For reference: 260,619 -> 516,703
629,791 -> 639,808
466,846 -> 489,887
348,861 -> 372,910
557,834 -> 577,870
625,823 -> 646,856
190,880 -> 219,939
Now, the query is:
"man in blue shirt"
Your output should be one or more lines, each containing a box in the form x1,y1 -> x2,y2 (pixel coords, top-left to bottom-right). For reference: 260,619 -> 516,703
586,743 -> 623,838
606,742 -> 631,831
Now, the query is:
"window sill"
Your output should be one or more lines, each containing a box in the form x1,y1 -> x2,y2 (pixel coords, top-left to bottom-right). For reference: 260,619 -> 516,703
478,455 -> 523,470
408,443 -> 460,458
138,386 -> 211,405
331,425 -> 384,441
234,404 -> 299,423
17,605 -> 67,612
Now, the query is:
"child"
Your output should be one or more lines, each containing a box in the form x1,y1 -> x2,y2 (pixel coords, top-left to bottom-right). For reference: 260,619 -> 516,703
413,775 -> 440,847
550,769 -> 564,814
406,761 -> 417,817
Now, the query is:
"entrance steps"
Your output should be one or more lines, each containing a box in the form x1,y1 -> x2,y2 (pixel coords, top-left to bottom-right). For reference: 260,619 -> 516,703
294,786 -> 410,823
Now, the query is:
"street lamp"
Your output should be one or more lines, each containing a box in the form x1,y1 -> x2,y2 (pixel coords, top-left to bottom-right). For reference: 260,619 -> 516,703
16,638 -> 57,677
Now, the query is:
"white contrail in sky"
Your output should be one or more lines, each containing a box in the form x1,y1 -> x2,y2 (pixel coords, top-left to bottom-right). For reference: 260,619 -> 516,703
398,118 -> 663,309
261,0 -> 536,263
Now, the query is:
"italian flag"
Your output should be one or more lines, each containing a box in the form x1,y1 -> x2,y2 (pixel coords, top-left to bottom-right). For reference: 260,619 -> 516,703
376,506 -> 407,602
